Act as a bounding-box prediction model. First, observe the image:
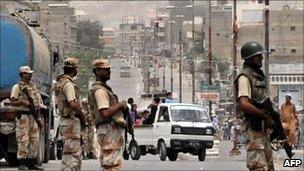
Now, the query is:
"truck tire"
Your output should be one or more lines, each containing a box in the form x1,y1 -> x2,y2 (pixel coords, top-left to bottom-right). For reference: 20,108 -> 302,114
198,148 -> 206,161
167,150 -> 178,161
7,152 -> 18,166
158,142 -> 167,161
50,141 -> 56,160
129,140 -> 140,160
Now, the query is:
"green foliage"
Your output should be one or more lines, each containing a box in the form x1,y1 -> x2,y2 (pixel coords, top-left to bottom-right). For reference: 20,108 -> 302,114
66,51 -> 103,96
77,20 -> 103,49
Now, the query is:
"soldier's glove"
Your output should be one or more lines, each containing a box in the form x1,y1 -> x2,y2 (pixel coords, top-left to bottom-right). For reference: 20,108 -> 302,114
112,117 -> 127,129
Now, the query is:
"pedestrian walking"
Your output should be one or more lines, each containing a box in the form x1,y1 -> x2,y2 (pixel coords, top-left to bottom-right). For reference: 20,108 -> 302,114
10,66 -> 44,170
88,58 -> 128,170
280,94 -> 299,147
55,57 -> 87,171
236,41 -> 274,170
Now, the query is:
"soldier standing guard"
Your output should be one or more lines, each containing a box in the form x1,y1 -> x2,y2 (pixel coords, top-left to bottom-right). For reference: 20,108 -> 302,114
88,59 -> 128,170
10,66 -> 44,170
55,58 -> 86,171
81,98 -> 97,159
236,41 -> 275,171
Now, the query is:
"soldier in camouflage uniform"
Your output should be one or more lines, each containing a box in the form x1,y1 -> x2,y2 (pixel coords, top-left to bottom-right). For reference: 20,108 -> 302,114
81,98 -> 97,159
88,59 -> 128,170
55,58 -> 86,171
236,42 -> 274,171
10,66 -> 44,170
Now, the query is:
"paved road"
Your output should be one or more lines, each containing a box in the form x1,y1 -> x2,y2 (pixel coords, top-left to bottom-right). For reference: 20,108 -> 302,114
1,140 -> 302,170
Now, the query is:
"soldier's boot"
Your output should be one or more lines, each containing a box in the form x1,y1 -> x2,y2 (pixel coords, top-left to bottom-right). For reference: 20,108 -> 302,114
27,158 -> 44,170
87,152 -> 97,159
18,159 -> 28,170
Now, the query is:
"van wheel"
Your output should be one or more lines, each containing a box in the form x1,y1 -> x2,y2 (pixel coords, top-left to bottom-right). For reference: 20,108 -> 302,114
158,142 -> 167,161
167,150 -> 178,161
198,148 -> 206,161
129,140 -> 141,160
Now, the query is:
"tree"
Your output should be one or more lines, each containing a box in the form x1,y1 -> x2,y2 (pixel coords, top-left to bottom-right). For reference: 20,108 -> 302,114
76,20 -> 103,49
66,51 -> 103,97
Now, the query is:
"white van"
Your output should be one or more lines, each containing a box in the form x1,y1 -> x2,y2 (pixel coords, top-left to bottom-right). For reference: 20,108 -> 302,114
127,103 -> 215,161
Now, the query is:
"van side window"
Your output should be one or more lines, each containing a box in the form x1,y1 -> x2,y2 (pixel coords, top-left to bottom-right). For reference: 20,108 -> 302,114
158,107 -> 169,122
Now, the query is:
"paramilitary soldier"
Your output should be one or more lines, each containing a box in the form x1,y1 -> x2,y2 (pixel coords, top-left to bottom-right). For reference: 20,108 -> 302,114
81,98 -> 97,159
55,58 -> 86,171
236,41 -> 275,171
10,66 -> 44,170
88,58 -> 128,171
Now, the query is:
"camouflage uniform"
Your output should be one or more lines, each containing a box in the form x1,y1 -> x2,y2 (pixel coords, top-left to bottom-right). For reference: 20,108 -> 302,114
55,58 -> 82,171
81,103 -> 96,157
89,59 -> 125,170
236,65 -> 274,171
11,81 -> 40,159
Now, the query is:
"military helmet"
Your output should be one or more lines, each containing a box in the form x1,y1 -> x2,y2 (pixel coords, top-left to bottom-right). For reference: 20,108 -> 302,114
241,41 -> 265,60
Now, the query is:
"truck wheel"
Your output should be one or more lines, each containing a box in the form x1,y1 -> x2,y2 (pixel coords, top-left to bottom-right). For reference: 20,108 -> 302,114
7,152 -> 18,166
167,150 -> 178,161
198,148 -> 206,161
129,140 -> 141,160
158,142 -> 167,161
50,141 -> 56,160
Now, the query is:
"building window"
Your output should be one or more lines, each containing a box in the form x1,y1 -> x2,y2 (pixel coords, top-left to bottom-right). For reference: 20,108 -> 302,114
290,26 -> 296,31
272,77 -> 275,82
276,77 -> 279,82
284,77 -> 287,82
291,49 -> 296,53
270,49 -> 275,53
302,76 -> 304,82
297,77 -> 300,82
280,77 -> 283,82
288,77 -> 292,82
293,77 -> 296,82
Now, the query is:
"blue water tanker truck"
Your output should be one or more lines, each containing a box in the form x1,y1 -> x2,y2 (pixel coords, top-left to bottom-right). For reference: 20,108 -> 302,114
0,13 -> 58,165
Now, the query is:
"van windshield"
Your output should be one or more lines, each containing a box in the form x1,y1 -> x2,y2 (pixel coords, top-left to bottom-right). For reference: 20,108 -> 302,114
170,106 -> 210,122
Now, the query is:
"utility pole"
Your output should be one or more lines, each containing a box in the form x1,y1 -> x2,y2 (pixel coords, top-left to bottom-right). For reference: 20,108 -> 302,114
229,0 -> 241,156
264,0 -> 270,90
169,20 -> 175,93
177,15 -> 184,103
208,0 -> 212,116
162,19 -> 166,92
191,0 -> 195,103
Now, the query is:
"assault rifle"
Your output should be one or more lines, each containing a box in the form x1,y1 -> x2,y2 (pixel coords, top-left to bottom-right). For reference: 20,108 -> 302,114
251,98 -> 293,159
21,87 -> 43,129
122,108 -> 135,160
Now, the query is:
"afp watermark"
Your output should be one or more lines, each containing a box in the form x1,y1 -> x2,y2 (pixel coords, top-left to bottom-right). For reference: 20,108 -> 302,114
283,159 -> 302,167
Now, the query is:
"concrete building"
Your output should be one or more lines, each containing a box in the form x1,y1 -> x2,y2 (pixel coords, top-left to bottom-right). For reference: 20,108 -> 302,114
101,27 -> 115,48
37,2 -> 77,54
